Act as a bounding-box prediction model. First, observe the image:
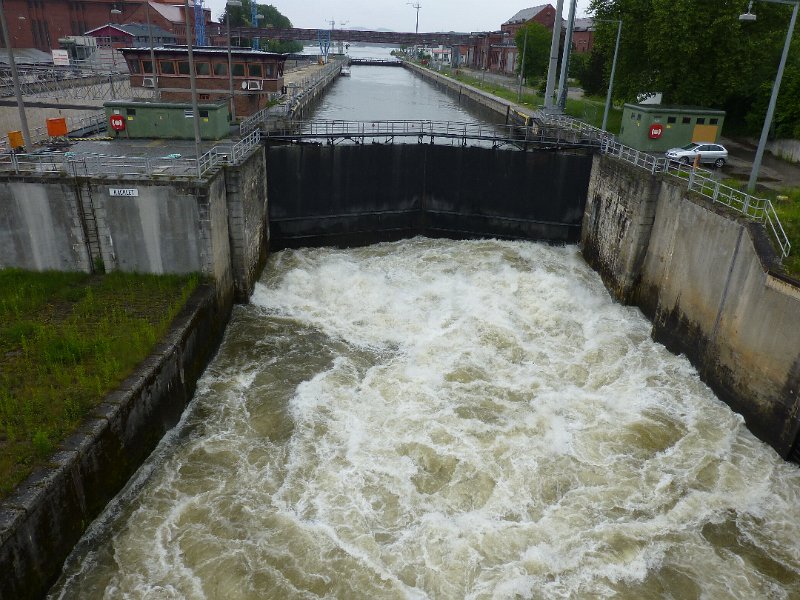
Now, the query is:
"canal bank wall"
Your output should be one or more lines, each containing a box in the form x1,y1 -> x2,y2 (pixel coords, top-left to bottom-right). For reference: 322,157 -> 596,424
403,61 -> 533,126
0,150 -> 270,598
0,283 -> 231,600
583,155 -> 800,460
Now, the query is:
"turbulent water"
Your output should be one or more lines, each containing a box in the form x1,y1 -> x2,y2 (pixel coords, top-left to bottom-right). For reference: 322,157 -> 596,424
51,239 -> 800,599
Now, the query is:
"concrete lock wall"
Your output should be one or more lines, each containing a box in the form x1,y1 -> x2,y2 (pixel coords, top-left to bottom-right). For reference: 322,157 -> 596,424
0,150 -> 271,598
582,155 -> 800,459
266,143 -> 593,248
224,148 -> 270,301
0,148 -> 268,302
402,62 -> 529,127
0,178 -> 93,272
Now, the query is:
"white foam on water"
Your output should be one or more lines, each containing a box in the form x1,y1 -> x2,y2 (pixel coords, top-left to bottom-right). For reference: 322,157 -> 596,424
51,238 -> 800,599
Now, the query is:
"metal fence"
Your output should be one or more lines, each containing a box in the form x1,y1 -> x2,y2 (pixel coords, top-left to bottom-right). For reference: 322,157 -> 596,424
598,137 -> 791,258
264,118 -> 605,149
239,58 -> 345,136
0,129 -> 264,179
29,111 -> 107,145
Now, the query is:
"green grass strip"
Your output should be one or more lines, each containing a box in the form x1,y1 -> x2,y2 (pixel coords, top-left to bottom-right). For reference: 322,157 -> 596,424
0,270 -> 199,498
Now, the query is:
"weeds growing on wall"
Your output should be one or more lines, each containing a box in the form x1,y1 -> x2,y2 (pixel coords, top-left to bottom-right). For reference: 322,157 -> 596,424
773,189 -> 800,277
0,270 -> 199,498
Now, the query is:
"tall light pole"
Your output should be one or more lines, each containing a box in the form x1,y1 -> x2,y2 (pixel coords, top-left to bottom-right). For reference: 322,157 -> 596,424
0,0 -> 30,149
226,0 -> 242,121
144,0 -> 159,99
599,18 -> 622,132
740,0 -> 799,192
183,0 -> 202,178
543,0 -> 564,110
517,27 -> 528,103
556,0 -> 578,111
407,2 -> 421,34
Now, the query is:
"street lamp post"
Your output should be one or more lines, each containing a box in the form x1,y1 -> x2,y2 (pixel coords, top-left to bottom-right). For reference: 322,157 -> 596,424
543,0 -> 564,110
183,0 -> 203,178
0,0 -> 30,149
226,0 -> 242,122
556,0 -> 578,111
740,0 -> 799,192
599,18 -> 622,132
517,27 -> 528,103
144,0 -> 159,99
407,2 -> 421,35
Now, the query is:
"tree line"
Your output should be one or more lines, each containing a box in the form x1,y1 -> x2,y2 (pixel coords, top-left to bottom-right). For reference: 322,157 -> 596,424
516,0 -> 800,138
222,1 -> 304,54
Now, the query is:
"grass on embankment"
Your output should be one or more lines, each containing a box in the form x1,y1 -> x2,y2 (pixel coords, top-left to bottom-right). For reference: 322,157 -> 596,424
772,190 -> 800,276
430,66 -> 624,134
0,270 -> 199,498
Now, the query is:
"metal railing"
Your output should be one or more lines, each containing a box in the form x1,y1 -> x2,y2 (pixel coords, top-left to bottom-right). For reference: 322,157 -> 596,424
239,58 -> 345,136
0,130 -> 265,179
28,111 -> 107,145
264,118 -> 603,149
599,136 -> 791,258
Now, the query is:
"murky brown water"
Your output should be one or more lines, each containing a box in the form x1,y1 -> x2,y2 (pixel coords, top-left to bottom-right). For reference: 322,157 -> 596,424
50,239 -> 800,599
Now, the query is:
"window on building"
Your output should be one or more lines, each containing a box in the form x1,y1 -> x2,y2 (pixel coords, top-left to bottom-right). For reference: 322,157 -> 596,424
637,114 -> 641,121
142,60 -> 153,74
248,63 -> 263,78
682,117 -> 691,124
195,62 -> 210,76
159,60 -> 175,74
232,63 -> 245,77
177,61 -> 190,75
129,60 -> 141,74
214,62 -> 227,76
710,118 -> 719,125
667,116 -> 676,124
200,110 -> 209,118
126,108 -> 136,116
265,64 -> 274,77
696,118 -> 705,125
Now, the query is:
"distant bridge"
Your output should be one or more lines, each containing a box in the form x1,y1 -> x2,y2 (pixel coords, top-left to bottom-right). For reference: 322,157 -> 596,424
349,59 -> 403,66
219,27 -> 474,47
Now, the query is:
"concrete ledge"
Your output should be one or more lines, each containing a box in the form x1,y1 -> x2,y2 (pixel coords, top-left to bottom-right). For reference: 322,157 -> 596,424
0,283 -> 232,600
582,154 -> 800,460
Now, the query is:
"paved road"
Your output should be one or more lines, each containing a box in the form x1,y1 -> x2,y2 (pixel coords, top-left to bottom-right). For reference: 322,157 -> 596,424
721,137 -> 800,192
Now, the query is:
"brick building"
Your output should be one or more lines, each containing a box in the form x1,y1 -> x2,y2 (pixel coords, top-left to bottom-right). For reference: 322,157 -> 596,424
0,0 -> 211,51
500,4 -> 560,37
571,18 -> 595,54
463,5 -> 595,74
120,46 -> 287,118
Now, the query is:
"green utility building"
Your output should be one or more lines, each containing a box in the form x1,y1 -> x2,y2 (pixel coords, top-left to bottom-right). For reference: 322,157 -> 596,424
618,104 -> 726,153
104,100 -> 231,140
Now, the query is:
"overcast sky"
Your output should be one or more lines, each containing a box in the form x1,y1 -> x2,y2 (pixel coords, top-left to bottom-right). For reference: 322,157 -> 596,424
203,1 -> 593,33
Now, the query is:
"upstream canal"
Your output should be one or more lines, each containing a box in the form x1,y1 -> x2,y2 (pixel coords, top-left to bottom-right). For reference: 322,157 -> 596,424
49,55 -> 800,599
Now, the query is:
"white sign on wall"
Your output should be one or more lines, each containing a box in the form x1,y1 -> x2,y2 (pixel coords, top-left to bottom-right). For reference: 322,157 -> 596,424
52,49 -> 70,67
109,188 -> 139,197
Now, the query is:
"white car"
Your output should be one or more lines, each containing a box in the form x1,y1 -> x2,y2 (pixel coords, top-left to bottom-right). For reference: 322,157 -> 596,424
665,142 -> 728,168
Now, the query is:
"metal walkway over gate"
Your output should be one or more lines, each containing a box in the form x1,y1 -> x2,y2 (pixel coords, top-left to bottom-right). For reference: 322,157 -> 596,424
263,119 -> 607,151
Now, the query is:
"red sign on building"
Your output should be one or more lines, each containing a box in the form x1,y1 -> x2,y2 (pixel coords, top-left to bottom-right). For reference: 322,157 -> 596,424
110,114 -> 126,132
649,124 -> 663,139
